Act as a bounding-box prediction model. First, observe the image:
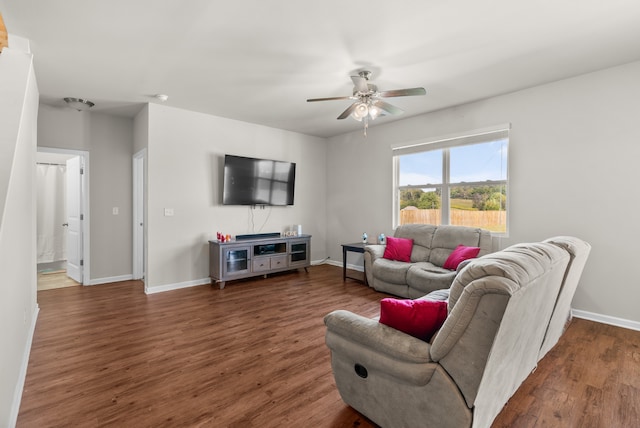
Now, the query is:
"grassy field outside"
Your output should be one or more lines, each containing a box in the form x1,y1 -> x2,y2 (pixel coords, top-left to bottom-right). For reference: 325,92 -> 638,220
450,198 -> 475,210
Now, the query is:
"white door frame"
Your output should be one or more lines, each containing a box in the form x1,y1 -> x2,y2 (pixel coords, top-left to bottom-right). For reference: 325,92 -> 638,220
132,149 -> 146,280
37,147 -> 90,285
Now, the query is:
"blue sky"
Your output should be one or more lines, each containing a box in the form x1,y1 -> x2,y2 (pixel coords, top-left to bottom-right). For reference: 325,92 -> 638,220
399,139 -> 508,187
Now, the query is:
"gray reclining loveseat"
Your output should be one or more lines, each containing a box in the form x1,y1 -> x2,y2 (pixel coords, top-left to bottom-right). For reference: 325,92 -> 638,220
364,224 -> 493,298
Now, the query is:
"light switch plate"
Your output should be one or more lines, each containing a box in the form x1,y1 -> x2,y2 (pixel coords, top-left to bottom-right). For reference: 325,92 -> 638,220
164,208 -> 174,216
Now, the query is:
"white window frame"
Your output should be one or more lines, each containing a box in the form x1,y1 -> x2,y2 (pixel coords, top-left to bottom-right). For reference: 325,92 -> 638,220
392,124 -> 510,236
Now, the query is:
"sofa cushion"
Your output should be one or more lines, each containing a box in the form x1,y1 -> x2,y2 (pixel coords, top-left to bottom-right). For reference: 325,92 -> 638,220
406,263 -> 457,296
383,236 -> 414,262
394,224 -> 437,263
379,298 -> 448,341
429,226 -> 486,267
373,258 -> 412,284
443,245 -> 481,270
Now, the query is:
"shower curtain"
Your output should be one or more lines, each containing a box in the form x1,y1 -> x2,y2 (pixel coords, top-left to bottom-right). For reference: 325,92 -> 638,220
37,163 -> 67,264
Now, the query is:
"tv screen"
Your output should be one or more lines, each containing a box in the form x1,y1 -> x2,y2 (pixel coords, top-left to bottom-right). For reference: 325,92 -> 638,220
223,155 -> 296,206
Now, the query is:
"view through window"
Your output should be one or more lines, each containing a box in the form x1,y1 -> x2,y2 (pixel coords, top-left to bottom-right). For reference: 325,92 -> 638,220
393,128 -> 509,234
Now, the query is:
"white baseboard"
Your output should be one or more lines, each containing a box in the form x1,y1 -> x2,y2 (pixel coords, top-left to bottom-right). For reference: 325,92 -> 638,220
10,305 -> 39,427
572,309 -> 640,331
324,259 -> 364,272
145,277 -> 211,294
86,274 -> 134,286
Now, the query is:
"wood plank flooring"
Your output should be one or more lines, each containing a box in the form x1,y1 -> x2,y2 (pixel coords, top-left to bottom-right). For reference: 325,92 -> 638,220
18,264 -> 640,427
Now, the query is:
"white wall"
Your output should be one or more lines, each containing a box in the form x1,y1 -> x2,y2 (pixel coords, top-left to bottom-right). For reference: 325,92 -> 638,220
144,103 -> 327,292
38,105 -> 134,283
0,46 -> 39,427
327,60 -> 640,325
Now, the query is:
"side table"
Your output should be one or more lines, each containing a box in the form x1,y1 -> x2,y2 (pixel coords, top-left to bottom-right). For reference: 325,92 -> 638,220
341,242 -> 368,283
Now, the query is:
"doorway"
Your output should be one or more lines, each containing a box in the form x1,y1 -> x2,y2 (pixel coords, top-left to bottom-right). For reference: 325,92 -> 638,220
132,149 -> 146,282
36,148 -> 90,290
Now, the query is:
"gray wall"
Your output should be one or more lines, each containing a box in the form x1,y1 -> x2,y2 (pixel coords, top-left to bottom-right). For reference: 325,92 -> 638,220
38,105 -> 134,282
142,103 -> 327,291
0,46 -> 39,427
326,60 -> 640,325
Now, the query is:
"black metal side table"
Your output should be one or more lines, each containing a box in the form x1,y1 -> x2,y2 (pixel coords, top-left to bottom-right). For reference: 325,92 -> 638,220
341,242 -> 368,283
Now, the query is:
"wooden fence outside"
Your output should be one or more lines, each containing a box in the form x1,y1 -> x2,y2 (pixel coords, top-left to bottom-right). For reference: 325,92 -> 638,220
400,208 -> 507,232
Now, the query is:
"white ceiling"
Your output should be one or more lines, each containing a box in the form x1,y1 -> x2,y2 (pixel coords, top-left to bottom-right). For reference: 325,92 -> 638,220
3,0 -> 640,138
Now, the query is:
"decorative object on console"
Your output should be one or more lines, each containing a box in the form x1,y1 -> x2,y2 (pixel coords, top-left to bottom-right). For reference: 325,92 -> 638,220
216,232 -> 232,242
362,232 -> 368,243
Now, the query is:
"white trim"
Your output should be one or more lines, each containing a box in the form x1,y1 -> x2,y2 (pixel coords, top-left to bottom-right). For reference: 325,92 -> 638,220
87,274 -> 134,286
145,277 -> 212,294
325,259 -> 364,272
9,305 -> 39,427
390,123 -> 511,152
572,309 -> 640,332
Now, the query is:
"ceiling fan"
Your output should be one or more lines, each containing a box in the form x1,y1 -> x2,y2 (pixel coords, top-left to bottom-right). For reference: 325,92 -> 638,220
307,70 -> 426,135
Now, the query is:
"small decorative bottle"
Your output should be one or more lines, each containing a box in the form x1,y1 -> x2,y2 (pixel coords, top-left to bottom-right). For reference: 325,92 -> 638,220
362,232 -> 368,244
378,233 -> 386,245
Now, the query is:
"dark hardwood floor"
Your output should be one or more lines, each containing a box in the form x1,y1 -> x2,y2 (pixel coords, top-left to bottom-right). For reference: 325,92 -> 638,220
18,265 -> 640,427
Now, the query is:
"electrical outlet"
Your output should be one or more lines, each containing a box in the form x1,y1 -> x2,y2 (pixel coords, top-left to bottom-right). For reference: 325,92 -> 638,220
112,207 -> 119,215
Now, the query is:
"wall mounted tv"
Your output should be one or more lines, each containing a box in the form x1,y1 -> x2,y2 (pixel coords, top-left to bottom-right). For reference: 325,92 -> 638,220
223,155 -> 296,206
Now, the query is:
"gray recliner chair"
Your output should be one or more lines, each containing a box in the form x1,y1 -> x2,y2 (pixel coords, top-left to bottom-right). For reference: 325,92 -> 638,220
325,241 -> 576,428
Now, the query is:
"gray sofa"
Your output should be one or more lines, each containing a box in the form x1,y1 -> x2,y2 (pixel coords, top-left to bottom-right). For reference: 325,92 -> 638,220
364,224 -> 493,298
325,237 -> 591,428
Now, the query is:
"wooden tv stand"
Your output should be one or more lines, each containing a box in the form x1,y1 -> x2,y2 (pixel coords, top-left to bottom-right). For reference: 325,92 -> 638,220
209,234 -> 311,289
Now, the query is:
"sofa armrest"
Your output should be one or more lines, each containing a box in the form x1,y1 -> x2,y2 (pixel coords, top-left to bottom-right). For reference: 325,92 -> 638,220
364,244 -> 385,263
325,310 -> 437,385
364,245 -> 385,286
324,309 -> 432,363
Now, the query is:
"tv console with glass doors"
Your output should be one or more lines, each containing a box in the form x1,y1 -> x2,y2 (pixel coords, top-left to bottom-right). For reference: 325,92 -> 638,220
209,234 -> 311,289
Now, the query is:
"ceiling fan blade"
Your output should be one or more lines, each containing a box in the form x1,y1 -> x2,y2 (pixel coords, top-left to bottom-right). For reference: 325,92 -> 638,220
378,87 -> 426,98
373,100 -> 404,115
307,95 -> 353,102
351,75 -> 369,93
337,103 -> 358,120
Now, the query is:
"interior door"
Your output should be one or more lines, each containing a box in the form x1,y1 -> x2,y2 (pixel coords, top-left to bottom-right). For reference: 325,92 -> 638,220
66,156 -> 83,283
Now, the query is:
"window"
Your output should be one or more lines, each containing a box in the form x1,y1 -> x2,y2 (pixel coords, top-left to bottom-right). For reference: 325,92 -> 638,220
393,126 -> 509,234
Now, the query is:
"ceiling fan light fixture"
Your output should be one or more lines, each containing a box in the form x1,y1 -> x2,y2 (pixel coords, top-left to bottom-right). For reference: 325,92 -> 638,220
352,102 -> 369,119
368,104 -> 381,120
64,97 -> 95,111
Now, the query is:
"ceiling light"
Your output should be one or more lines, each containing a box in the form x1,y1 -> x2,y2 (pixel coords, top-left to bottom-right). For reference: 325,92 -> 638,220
352,102 -> 369,120
64,97 -> 94,111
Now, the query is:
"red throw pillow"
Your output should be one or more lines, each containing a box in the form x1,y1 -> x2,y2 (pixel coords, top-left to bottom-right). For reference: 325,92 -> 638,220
382,236 -> 413,262
379,298 -> 448,341
443,244 -> 481,270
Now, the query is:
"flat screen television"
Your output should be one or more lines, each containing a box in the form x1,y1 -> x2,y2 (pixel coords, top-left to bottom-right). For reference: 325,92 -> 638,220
223,155 -> 296,206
